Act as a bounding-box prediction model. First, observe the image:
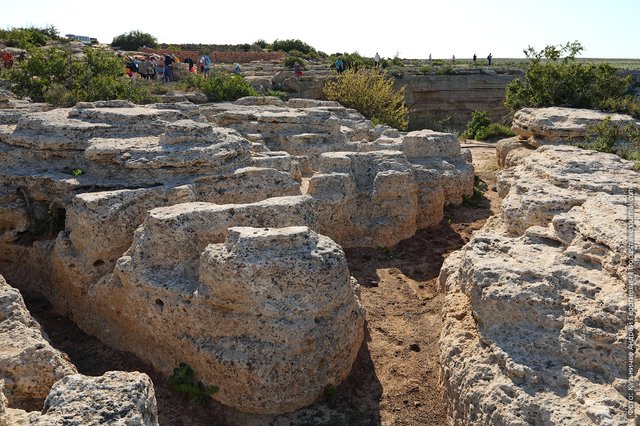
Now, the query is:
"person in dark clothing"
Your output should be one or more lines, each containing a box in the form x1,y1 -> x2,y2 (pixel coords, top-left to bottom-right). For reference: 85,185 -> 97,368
183,57 -> 194,72
164,54 -> 173,82
487,53 -> 493,66
473,53 -> 477,64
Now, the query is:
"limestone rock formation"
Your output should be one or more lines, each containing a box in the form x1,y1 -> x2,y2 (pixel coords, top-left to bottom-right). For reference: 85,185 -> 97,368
512,107 -> 640,147
89,226 -> 364,414
0,97 -> 472,414
0,275 -> 159,425
1,372 -> 158,426
0,275 -> 76,409
440,145 -> 640,425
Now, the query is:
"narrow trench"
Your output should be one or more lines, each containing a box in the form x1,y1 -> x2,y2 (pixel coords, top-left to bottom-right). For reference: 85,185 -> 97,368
20,142 -> 499,425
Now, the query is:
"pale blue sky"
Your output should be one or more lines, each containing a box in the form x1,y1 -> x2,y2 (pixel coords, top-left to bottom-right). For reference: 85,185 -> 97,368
2,0 -> 638,59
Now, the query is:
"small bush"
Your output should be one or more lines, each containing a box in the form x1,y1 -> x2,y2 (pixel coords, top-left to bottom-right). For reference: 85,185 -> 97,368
0,26 -> 57,48
111,30 -> 158,51
7,47 -> 157,106
284,56 -> 306,70
168,363 -> 218,404
324,68 -> 409,130
271,39 -> 315,55
182,72 -> 258,102
461,111 -> 515,141
578,116 -> 640,158
265,89 -> 288,101
504,41 -> 634,116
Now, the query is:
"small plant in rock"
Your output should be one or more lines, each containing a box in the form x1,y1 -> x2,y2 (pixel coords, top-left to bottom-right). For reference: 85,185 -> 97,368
70,168 -> 84,176
265,88 -> 288,101
168,362 -> 218,404
378,246 -> 402,259
324,384 -> 338,408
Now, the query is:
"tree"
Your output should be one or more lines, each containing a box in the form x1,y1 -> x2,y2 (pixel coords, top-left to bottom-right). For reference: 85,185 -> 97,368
111,30 -> 158,51
504,41 -> 636,117
324,68 -> 409,130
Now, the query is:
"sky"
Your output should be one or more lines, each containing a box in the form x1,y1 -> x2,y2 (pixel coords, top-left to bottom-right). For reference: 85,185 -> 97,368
2,0 -> 639,59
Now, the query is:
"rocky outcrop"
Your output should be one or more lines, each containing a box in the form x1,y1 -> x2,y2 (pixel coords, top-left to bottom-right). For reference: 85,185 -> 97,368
0,276 -> 76,409
440,145 -> 640,425
1,372 -> 158,426
512,107 -> 640,144
0,98 -> 472,414
86,226 -> 364,414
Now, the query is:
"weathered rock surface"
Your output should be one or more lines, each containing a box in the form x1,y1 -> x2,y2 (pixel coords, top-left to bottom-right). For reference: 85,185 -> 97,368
88,226 -> 364,414
440,145 -> 640,425
0,275 -> 159,425
1,372 -> 158,426
512,107 -> 640,146
495,136 -> 535,167
0,275 -> 76,409
0,98 -> 472,415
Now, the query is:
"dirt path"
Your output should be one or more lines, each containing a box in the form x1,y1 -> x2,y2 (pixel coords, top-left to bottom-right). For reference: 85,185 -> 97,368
24,141 -> 500,426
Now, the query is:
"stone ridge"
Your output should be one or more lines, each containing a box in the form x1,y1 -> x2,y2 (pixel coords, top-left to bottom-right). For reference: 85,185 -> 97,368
439,145 -> 640,425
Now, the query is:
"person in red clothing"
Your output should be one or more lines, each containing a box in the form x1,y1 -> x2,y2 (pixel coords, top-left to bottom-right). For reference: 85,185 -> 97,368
294,61 -> 303,78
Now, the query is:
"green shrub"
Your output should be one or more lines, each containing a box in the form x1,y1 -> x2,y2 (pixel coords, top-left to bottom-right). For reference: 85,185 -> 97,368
271,39 -> 315,55
182,72 -> 258,102
8,47 -> 157,106
330,52 -> 374,70
324,68 -> 409,130
578,116 -> 640,158
505,41 -> 636,117
0,26 -> 58,48
284,56 -> 306,70
461,111 -> 515,141
168,363 -> 218,404
265,89 -> 288,101
111,30 -> 158,51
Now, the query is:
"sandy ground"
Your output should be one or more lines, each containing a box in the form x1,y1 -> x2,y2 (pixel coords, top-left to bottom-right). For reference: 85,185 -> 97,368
23,140 -> 500,426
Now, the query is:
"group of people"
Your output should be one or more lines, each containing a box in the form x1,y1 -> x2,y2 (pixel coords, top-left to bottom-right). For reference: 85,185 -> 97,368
123,53 -> 244,83
1,50 -> 25,69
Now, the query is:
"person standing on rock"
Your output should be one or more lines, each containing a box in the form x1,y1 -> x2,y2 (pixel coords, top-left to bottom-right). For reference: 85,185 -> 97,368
374,52 -> 380,67
335,58 -> 344,74
294,61 -> 303,78
233,63 -> 241,75
473,53 -> 477,64
487,53 -> 493,66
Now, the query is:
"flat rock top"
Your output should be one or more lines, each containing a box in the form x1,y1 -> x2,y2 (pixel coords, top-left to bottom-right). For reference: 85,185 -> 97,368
512,106 -> 639,139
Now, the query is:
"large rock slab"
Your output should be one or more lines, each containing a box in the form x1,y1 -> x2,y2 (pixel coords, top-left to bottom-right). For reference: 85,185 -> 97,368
512,107 -> 640,145
440,145 -> 640,425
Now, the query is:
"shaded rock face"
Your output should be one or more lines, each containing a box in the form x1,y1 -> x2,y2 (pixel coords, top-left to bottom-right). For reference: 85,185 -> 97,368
0,276 -> 76,409
0,275 -> 159,426
0,98 -> 472,414
440,145 -> 640,425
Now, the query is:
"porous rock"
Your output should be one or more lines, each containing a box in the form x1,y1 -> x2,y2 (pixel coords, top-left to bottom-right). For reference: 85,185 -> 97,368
88,226 -> 364,414
440,145 -> 640,425
512,107 -> 640,145
0,275 -> 76,409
